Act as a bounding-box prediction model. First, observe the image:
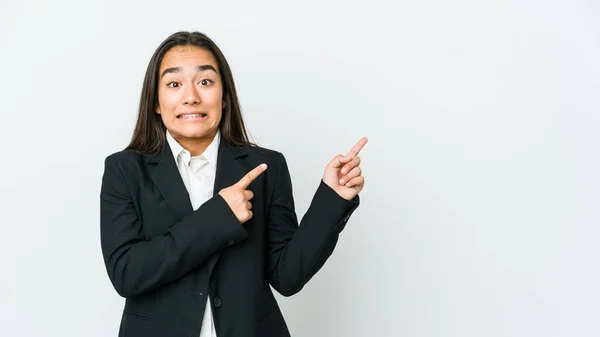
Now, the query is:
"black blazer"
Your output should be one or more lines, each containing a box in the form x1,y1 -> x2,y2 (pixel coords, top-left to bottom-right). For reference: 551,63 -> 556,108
100,137 -> 360,337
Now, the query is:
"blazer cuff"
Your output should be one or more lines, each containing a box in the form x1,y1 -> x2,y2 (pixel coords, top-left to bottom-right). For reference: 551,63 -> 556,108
311,180 -> 360,231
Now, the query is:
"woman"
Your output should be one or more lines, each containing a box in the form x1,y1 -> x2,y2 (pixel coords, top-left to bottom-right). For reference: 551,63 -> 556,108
100,31 -> 367,337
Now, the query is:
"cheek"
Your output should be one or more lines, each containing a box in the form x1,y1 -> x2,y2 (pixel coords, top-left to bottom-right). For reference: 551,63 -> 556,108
214,110 -> 223,123
205,84 -> 223,106
207,91 -> 223,108
157,89 -> 177,108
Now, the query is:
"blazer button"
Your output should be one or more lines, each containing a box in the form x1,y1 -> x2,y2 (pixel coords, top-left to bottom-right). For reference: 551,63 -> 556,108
227,240 -> 235,246
213,297 -> 222,308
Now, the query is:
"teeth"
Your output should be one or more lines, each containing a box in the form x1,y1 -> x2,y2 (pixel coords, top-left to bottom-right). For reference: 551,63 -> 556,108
180,114 -> 203,118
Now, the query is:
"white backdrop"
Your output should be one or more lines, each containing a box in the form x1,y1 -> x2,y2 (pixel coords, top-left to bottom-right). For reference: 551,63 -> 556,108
1,0 -> 599,336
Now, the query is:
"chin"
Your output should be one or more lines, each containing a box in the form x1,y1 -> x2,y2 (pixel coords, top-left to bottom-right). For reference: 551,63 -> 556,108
177,127 -> 217,139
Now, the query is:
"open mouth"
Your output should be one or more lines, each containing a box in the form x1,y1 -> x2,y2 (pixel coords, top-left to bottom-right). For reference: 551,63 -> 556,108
177,113 -> 208,119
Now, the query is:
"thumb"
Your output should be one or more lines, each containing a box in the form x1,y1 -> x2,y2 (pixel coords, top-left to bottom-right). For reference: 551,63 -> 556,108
328,154 -> 352,169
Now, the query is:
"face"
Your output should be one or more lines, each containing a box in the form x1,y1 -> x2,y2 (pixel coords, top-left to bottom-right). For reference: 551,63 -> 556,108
156,45 -> 223,144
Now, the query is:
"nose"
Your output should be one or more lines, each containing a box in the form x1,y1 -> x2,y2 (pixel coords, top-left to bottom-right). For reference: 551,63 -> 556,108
182,85 -> 201,105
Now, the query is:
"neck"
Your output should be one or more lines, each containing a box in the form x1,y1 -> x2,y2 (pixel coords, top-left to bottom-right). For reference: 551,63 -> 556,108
174,132 -> 217,157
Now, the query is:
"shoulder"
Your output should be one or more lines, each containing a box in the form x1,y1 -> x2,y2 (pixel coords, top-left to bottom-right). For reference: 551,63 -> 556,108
105,149 -> 145,163
103,149 -> 148,174
241,144 -> 288,167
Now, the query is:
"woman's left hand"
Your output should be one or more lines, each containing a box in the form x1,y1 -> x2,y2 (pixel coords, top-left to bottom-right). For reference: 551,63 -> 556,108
322,137 -> 368,200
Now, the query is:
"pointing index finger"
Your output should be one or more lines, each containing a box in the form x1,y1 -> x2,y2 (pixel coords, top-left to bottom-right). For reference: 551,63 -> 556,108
236,163 -> 268,189
346,137 -> 368,158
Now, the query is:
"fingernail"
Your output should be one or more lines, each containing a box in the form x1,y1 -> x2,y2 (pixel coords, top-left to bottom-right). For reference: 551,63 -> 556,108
341,168 -> 347,174
261,164 -> 267,169
339,179 -> 345,184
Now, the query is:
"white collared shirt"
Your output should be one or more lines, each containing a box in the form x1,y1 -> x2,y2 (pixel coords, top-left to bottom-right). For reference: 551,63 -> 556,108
166,130 -> 220,337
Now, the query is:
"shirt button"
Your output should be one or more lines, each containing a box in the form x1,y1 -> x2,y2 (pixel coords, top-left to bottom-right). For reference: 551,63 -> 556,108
228,240 -> 235,246
213,297 -> 222,308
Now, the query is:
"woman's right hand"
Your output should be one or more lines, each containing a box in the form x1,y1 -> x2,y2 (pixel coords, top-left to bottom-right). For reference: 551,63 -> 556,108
218,163 -> 268,223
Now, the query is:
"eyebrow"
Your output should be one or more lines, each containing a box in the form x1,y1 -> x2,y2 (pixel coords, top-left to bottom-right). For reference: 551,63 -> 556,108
160,65 -> 218,78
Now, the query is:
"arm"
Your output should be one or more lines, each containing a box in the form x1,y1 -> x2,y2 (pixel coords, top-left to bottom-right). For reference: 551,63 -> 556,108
266,152 -> 359,296
100,155 -> 248,298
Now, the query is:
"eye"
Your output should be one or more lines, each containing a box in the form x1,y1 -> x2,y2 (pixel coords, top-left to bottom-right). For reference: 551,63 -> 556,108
199,79 -> 213,86
167,82 -> 180,88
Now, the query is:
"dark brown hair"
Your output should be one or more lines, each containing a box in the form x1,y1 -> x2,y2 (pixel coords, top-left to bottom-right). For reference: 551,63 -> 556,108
126,31 -> 254,155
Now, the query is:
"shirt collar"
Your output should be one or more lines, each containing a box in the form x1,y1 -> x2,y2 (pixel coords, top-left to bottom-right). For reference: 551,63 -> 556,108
166,129 -> 221,167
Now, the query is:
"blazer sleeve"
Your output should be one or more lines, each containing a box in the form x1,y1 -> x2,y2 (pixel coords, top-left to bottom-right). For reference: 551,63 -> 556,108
100,154 -> 249,298
266,152 -> 360,296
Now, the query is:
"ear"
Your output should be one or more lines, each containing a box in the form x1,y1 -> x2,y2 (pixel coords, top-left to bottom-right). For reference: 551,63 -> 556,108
222,100 -> 227,108
156,107 -> 161,114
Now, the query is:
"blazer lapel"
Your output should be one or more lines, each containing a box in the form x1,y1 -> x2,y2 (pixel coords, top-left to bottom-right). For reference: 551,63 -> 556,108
144,137 -> 249,221
145,142 -> 193,221
213,139 -> 249,196
206,138 -> 248,280
145,137 -> 250,286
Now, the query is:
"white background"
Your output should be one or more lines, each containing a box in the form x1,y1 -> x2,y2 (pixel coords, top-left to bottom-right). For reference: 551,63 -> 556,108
1,0 -> 599,336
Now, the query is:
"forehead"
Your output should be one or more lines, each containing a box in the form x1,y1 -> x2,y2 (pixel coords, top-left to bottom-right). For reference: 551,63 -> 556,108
159,45 -> 219,72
